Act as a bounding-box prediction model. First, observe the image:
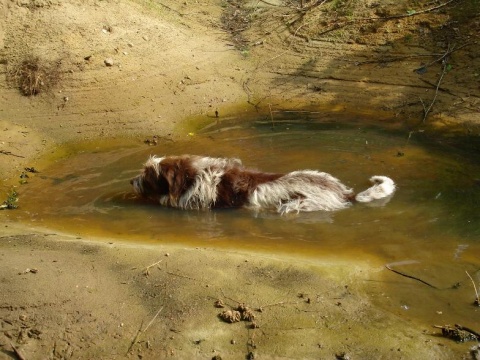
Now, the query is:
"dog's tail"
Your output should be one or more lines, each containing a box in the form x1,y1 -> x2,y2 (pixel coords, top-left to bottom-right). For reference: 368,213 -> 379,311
355,176 -> 395,203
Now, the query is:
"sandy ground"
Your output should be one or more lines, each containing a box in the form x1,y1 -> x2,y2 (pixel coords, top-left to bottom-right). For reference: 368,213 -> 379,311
1,0 -> 479,358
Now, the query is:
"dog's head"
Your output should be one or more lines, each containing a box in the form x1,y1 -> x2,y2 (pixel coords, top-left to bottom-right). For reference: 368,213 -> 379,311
130,155 -> 197,206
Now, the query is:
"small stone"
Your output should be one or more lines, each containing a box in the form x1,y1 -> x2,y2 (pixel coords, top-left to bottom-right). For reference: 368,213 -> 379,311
104,58 -> 114,67
214,299 -> 225,308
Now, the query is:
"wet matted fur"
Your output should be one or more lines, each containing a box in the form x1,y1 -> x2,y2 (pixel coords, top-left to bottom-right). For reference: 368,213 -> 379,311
130,155 -> 395,214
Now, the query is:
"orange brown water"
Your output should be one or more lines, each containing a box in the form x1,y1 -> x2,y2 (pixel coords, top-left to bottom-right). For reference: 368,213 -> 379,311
7,112 -> 480,333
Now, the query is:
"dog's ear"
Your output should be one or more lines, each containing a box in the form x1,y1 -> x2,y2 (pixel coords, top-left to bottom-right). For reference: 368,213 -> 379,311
157,159 -> 182,206
159,157 -> 195,206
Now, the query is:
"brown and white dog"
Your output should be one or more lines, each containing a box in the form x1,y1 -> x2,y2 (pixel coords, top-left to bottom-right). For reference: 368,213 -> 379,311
130,155 -> 395,214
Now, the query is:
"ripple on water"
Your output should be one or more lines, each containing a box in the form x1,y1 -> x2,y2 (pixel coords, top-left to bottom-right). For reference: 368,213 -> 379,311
13,117 -> 480,261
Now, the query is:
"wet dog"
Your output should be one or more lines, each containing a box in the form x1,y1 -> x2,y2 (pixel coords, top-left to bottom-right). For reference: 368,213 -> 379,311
130,155 -> 395,214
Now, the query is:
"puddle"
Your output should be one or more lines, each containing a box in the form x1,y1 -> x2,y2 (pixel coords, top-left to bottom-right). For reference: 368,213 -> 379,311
7,110 -> 480,331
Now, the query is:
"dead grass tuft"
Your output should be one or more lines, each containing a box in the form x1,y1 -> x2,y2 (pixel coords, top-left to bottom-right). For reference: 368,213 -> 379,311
8,55 -> 62,96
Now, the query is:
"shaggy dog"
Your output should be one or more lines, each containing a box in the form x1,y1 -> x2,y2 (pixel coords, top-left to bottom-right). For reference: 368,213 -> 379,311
130,155 -> 395,214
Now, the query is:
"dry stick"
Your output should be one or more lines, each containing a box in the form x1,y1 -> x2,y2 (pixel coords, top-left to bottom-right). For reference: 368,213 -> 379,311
220,288 -> 243,305
127,306 -> 164,354
466,270 -> 480,304
166,271 -> 197,281
269,103 -> 275,128
417,43 -> 469,71
143,259 -> 163,276
385,264 -> 438,289
10,342 -> 26,360
259,300 -> 299,310
0,150 -> 25,158
422,54 -> 449,123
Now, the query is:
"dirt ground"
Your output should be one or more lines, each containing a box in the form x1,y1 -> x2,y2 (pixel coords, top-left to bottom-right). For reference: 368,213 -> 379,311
1,0 -> 479,359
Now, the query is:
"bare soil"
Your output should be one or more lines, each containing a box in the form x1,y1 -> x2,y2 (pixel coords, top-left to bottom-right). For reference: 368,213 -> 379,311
1,0 -> 479,359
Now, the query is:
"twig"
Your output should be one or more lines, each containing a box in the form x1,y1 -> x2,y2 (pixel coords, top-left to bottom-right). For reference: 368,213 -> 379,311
220,288 -> 243,305
421,56 -> 449,123
144,306 -> 164,333
127,306 -> 164,354
166,271 -> 197,281
466,270 -> 480,305
126,320 -> 144,354
10,342 -> 26,360
157,2 -> 182,15
415,42 -> 470,72
385,264 -> 438,289
269,103 -> 275,128
262,17 -> 308,66
143,259 -> 163,276
352,53 -> 442,66
0,150 -> 25,158
259,300 -> 299,310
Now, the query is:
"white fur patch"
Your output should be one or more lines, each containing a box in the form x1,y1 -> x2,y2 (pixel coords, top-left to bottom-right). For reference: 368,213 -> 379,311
355,176 -> 396,202
249,170 -> 354,214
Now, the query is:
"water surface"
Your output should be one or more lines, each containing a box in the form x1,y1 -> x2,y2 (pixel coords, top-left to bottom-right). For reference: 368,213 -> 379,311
10,112 -> 480,330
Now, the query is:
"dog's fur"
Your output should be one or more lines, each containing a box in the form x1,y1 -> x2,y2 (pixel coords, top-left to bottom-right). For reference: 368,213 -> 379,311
130,155 -> 395,214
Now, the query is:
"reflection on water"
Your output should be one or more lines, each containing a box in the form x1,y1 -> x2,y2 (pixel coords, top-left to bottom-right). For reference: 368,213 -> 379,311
9,113 -> 480,329
14,118 -> 480,254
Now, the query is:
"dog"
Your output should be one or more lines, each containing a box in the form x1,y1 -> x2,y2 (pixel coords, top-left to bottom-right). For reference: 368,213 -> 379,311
130,155 -> 395,214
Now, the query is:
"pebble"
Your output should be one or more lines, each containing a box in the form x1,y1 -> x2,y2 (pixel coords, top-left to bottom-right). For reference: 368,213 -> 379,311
104,58 -> 114,67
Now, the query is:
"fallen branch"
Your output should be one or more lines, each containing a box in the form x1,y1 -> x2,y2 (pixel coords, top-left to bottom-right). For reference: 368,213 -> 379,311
385,264 -> 438,289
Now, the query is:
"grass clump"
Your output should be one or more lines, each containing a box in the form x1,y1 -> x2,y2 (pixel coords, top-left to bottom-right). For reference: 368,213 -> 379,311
8,55 -> 62,96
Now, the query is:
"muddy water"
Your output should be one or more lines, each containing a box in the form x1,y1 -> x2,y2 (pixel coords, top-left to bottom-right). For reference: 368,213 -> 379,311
9,112 -> 480,332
